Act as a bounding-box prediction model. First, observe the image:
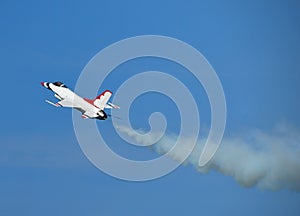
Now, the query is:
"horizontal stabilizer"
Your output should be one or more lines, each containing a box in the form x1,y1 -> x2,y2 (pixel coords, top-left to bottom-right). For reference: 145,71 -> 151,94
105,102 -> 120,109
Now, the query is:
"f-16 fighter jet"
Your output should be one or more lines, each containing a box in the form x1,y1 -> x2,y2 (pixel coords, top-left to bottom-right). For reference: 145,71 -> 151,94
41,81 -> 119,120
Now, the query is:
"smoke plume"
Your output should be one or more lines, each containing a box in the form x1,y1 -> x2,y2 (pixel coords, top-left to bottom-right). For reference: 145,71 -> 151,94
117,124 -> 300,191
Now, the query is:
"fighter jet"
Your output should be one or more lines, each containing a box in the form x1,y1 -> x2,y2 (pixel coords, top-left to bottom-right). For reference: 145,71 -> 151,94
41,81 -> 119,120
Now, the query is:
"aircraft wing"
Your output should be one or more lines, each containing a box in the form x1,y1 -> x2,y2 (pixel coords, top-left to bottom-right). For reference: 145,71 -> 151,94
57,98 -> 76,108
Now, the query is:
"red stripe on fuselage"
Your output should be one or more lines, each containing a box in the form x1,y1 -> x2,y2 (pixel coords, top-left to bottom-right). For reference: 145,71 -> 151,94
83,90 -> 112,109
83,98 -> 100,109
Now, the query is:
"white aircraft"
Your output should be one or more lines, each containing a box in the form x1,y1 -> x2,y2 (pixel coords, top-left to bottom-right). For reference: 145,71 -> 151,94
41,81 -> 119,120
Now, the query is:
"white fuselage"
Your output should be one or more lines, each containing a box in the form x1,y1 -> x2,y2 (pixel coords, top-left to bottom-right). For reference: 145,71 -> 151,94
41,81 -> 116,120
47,83 -> 103,118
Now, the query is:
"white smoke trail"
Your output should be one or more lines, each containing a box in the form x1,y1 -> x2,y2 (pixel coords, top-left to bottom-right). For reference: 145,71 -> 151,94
116,124 -> 300,191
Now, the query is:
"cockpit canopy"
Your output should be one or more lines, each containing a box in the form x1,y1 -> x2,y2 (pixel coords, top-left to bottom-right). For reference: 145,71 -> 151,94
53,81 -> 67,88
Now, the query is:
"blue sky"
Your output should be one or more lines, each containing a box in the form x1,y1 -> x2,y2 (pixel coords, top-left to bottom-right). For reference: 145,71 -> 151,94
1,0 -> 300,215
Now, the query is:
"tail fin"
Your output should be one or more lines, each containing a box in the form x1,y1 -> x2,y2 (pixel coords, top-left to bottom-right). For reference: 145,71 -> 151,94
85,90 -> 112,110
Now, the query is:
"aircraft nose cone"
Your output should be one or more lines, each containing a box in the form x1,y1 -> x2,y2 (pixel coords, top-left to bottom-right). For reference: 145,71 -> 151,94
41,82 -> 50,89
